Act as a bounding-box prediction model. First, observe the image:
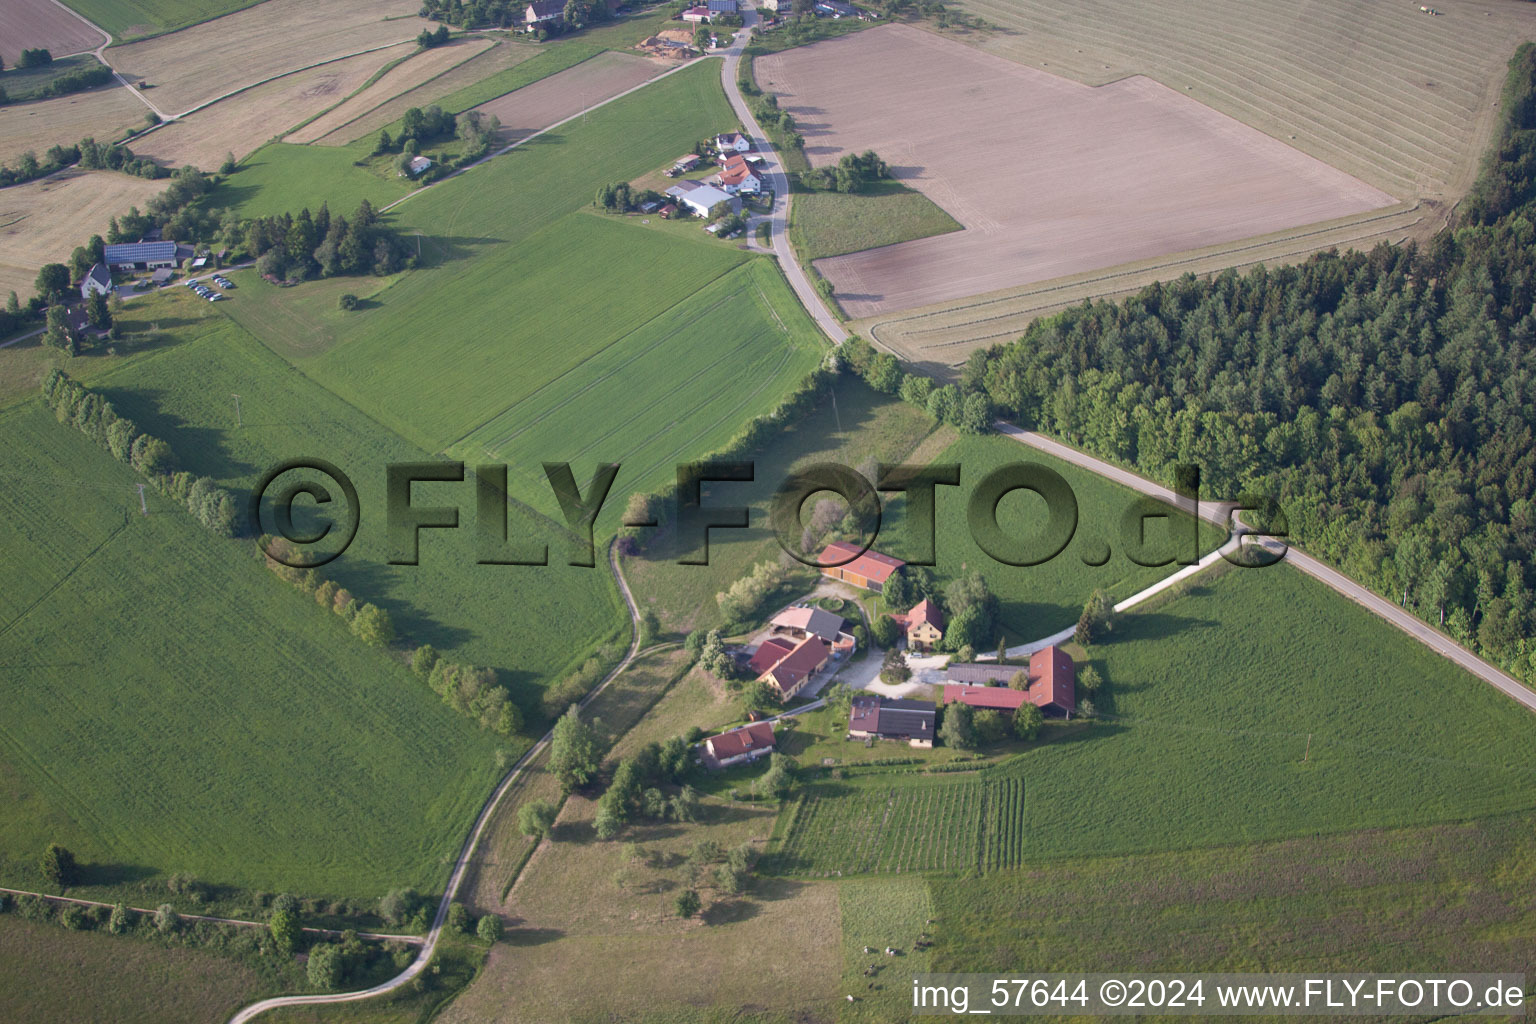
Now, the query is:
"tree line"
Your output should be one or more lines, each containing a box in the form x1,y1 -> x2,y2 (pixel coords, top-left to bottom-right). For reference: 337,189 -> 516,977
958,44 -> 1536,685
42,370 -> 241,537
0,134 -> 167,189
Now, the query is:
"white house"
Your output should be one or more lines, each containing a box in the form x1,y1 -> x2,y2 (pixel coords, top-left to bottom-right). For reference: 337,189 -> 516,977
524,0 -> 564,29
664,180 -> 739,218
716,153 -> 761,195
715,132 -> 751,155
682,5 -> 711,21
406,155 -> 433,177
80,263 -> 113,300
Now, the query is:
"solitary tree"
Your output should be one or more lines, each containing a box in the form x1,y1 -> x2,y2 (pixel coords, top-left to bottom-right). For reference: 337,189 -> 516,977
517,799 -> 557,840
39,843 -> 76,888
34,263 -> 70,303
1075,589 -> 1114,645
879,646 -> 911,685
674,889 -> 701,919
549,705 -> 602,792
477,913 -> 504,942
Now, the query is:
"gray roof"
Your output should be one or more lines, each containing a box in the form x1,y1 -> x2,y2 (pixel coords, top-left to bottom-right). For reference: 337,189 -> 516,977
85,263 -> 111,287
876,698 -> 934,738
104,241 -> 177,264
947,663 -> 1024,685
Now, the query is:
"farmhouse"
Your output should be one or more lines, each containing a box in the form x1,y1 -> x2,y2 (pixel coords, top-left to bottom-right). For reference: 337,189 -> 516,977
746,636 -> 796,676
892,598 -> 943,651
770,606 -> 843,643
848,694 -> 935,748
947,663 -> 1024,686
664,180 -> 738,218
104,241 -> 177,272
682,5 -> 711,21
524,0 -> 564,29
715,131 -> 751,154
1025,645 -> 1076,716
716,153 -> 761,195
818,540 -> 904,593
405,155 -> 433,177
756,635 -> 829,701
703,721 -> 776,767
80,263 -> 113,300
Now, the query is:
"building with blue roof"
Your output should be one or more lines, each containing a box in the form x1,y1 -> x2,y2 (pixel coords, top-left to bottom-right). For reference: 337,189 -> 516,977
103,241 -> 179,271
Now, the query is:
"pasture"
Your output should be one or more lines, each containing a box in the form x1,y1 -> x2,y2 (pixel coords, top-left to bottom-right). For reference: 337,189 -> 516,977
930,811 -> 1536,978
0,400 -> 503,897
0,917 -> 271,1024
0,169 -> 167,301
789,179 -> 961,261
756,24 -> 1395,320
108,0 -> 430,115
0,0 -> 104,64
839,876 -> 937,1023
287,37 -> 497,145
470,51 -> 665,143
451,254 -> 827,523
202,140 -> 414,219
0,81 -> 146,170
58,0 -> 264,39
95,294 -> 627,719
131,43 -> 413,169
771,775 -> 1026,876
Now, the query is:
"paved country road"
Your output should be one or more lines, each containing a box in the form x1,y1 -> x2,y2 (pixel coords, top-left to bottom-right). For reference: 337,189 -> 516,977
225,541 -> 644,1022
994,422 -> 1536,714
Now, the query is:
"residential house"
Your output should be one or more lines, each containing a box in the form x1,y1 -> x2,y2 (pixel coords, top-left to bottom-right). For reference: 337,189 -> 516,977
664,180 -> 738,218
1024,645 -> 1076,716
524,0 -> 564,29
946,663 -> 1025,686
715,131 -> 751,154
406,155 -> 433,177
760,0 -> 782,10
756,635 -> 829,701
941,684 -> 1028,713
770,606 -> 843,643
894,598 -> 943,651
103,241 -> 178,272
703,721 -> 776,767
818,540 -> 905,593
682,5 -> 712,21
848,694 -> 935,748
716,153 -> 761,195
80,263 -> 112,300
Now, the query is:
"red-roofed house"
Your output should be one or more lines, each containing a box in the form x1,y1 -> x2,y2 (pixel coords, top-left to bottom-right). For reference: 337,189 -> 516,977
1025,645 -> 1076,716
941,684 -> 1028,712
757,635 -> 829,701
818,541 -> 905,594
897,598 -> 944,651
747,636 -> 796,677
703,721 -> 776,767
683,4 -> 712,20
716,153 -> 761,195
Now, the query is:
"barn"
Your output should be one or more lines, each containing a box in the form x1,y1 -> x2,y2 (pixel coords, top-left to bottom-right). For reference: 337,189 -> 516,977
817,540 -> 905,593
103,241 -> 178,272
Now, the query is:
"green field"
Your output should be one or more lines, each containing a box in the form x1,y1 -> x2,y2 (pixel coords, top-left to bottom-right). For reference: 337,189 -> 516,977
93,292 -> 626,716
838,876 -> 937,1024
60,0 -> 260,39
0,400 -> 503,897
768,564 -> 1536,873
772,775 -> 1025,875
209,141 -> 416,220
791,181 -> 962,261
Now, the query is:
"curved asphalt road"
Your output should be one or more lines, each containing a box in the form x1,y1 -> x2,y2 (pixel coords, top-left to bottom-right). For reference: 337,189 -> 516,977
226,542 -> 644,1022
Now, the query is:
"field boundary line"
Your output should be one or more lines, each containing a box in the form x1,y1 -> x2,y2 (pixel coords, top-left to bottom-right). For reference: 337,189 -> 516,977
0,886 -> 425,944
0,512 -> 128,643
224,538 -> 642,1022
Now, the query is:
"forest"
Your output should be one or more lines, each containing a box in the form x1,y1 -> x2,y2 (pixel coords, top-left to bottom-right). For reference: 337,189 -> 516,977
961,44 -> 1536,683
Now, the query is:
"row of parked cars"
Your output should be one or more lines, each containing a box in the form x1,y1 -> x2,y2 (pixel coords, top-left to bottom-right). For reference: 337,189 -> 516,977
185,274 -> 236,302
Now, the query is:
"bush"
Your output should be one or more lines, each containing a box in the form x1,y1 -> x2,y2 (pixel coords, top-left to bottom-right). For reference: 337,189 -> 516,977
60,904 -> 88,930
379,887 -> 423,927
307,943 -> 343,989
338,293 -> 359,310
108,902 -> 132,934
446,901 -> 469,934
155,904 -> 178,934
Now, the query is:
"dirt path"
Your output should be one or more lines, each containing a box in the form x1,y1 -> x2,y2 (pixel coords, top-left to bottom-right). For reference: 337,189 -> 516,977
225,540 -> 643,1022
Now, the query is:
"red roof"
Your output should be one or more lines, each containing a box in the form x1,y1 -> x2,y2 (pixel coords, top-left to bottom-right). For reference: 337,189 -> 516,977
942,684 -> 1027,711
705,721 -> 776,760
906,598 -> 943,629
1026,645 -> 1076,713
759,635 -> 829,692
747,637 -> 796,676
819,541 -> 905,585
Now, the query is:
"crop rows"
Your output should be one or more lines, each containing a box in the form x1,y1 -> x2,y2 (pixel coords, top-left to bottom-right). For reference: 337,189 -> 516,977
772,776 -> 1027,876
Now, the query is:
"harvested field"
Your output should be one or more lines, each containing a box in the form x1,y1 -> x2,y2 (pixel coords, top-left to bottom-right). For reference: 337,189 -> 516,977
471,51 -> 665,143
108,0 -> 431,116
287,36 -> 494,145
944,0 -> 1536,200
0,0 -> 105,64
131,43 -> 412,169
307,40 -> 555,146
756,24 -> 1396,320
0,169 -> 166,300
0,83 -> 146,169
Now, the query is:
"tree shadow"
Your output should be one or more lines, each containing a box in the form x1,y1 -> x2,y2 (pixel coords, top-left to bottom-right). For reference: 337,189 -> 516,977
702,897 -> 759,925
75,861 -> 157,887
504,926 -> 565,946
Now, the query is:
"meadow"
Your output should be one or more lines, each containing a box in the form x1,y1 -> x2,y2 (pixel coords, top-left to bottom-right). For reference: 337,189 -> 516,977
203,141 -> 415,219
790,180 -> 961,261
0,81 -> 147,168
94,292 -> 627,718
0,400 -> 503,897
58,0 -> 264,39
